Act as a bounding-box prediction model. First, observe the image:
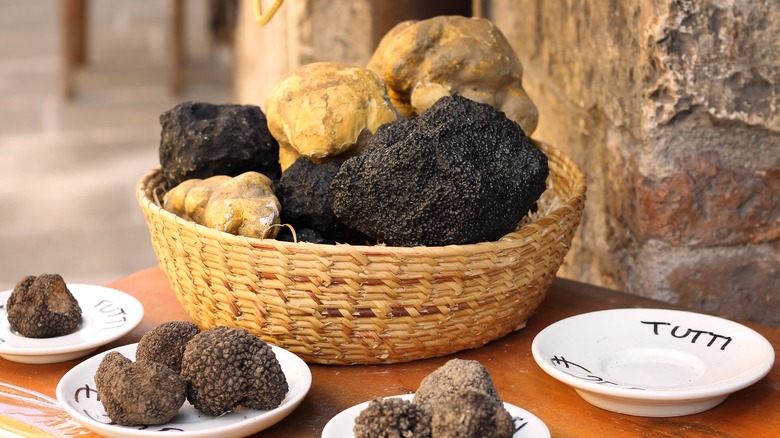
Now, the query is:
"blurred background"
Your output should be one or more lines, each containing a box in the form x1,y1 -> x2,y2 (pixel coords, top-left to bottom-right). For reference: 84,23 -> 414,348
0,0 -> 232,289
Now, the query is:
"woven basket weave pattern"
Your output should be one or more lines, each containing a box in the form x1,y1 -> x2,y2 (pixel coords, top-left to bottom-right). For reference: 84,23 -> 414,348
137,144 -> 586,364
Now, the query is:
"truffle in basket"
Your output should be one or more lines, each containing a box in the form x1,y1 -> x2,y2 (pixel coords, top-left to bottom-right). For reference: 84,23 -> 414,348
368,15 -> 538,135
162,171 -> 282,239
275,157 -> 372,244
331,94 -> 548,247
265,62 -> 399,171
159,101 -> 281,187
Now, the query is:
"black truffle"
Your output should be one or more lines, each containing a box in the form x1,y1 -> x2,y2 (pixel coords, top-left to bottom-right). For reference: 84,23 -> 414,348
430,389 -> 515,438
180,326 -> 288,416
413,359 -> 501,415
159,101 -> 281,187
276,157 -> 370,244
6,274 -> 82,338
95,352 -> 187,426
136,321 -> 201,373
331,94 -> 549,246
353,397 -> 432,438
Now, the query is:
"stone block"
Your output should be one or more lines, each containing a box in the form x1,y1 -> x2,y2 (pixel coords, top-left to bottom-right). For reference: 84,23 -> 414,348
636,151 -> 780,246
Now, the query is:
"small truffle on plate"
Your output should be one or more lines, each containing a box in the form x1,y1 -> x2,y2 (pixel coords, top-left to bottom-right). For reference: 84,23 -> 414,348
94,352 -> 187,426
6,274 -> 82,338
353,397 -> 432,438
136,321 -> 201,373
413,359 -> 501,415
431,389 -> 515,438
180,326 -> 288,416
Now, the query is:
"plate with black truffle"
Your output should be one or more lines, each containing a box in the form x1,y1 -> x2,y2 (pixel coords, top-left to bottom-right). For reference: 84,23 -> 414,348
55,335 -> 312,438
0,276 -> 144,364
322,394 -> 550,438
322,358 -> 550,438
531,308 -> 775,417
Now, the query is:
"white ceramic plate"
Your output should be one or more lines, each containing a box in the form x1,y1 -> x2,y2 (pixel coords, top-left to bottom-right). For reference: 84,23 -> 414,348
321,393 -> 550,438
0,284 -> 144,363
56,343 -> 311,438
532,308 -> 775,417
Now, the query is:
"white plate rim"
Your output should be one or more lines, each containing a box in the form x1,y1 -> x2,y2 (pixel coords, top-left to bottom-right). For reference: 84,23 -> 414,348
531,308 -> 775,402
0,284 -> 144,358
321,393 -> 550,438
55,342 -> 312,438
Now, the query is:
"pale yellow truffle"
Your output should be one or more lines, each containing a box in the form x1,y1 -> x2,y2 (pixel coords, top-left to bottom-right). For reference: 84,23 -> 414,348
266,62 -> 399,170
162,172 -> 281,239
368,15 -> 539,135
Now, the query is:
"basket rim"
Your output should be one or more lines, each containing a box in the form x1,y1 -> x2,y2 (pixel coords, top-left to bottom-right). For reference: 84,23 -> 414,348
136,142 -> 586,256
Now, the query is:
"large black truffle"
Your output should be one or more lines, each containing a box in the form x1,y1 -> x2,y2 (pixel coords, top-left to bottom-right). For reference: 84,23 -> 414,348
331,95 -> 548,246
180,326 -> 288,416
353,397 -> 432,438
6,274 -> 82,338
159,101 -> 281,187
95,352 -> 187,426
136,321 -> 200,373
276,158 -> 370,244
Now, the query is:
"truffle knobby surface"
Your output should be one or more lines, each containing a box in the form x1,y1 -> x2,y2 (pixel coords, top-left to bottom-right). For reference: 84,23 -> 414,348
136,321 -> 201,373
431,389 -> 515,438
276,158 -> 370,244
353,397 -> 432,438
6,274 -> 82,338
331,95 -> 548,247
180,326 -> 288,416
95,352 -> 187,426
413,359 -> 501,415
159,102 -> 280,187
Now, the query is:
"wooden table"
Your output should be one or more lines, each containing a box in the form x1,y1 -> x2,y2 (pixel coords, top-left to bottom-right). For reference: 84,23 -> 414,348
1,267 -> 777,437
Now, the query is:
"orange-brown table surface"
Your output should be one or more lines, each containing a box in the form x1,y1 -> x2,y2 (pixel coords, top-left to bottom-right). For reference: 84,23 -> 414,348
1,267 -> 778,437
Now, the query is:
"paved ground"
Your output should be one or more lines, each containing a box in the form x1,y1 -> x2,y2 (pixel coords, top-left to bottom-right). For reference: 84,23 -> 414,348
0,1 -> 233,290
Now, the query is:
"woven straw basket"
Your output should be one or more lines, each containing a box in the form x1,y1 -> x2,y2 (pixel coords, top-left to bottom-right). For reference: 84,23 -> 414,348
136,142 -> 586,365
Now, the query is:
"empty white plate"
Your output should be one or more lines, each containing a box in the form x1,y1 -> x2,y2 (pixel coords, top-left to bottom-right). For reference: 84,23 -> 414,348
531,308 -> 775,417
0,284 -> 144,363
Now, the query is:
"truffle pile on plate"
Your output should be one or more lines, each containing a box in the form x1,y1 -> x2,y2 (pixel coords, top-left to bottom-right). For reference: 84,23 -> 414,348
94,322 -> 288,426
353,359 -> 516,437
158,15 -> 548,247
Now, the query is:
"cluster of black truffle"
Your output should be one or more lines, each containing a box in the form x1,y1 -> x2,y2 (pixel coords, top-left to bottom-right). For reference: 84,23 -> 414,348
94,322 -> 288,426
353,359 -> 516,438
160,94 -> 548,247
6,274 -> 82,338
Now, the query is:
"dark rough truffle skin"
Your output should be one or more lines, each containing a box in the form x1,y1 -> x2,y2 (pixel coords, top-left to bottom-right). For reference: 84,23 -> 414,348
276,157 -> 370,244
94,352 -> 187,426
159,101 -> 281,187
353,397 -> 432,438
431,389 -> 515,438
6,274 -> 82,338
331,94 -> 549,246
180,326 -> 288,416
413,359 -> 501,415
136,321 -> 201,373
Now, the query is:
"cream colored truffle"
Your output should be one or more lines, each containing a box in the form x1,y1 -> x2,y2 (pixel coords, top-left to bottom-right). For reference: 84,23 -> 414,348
162,171 -> 281,239
266,62 -> 399,170
368,15 -> 539,135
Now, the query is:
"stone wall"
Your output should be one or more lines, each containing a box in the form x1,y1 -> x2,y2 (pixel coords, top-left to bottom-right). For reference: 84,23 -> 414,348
484,0 -> 780,326
233,0 -> 779,326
